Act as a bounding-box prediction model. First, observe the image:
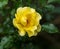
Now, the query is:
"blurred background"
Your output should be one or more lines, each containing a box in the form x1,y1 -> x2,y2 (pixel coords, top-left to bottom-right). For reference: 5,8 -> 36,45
0,0 -> 60,49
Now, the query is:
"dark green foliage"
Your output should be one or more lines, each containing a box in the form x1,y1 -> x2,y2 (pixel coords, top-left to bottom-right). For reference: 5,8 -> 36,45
0,0 -> 8,9
42,23 -> 58,33
0,36 -> 13,49
0,0 -> 60,49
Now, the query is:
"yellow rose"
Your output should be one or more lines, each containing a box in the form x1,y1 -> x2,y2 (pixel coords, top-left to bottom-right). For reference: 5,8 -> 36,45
13,7 -> 42,37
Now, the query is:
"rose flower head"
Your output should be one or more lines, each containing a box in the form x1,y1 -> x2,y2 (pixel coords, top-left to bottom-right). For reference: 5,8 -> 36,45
13,7 -> 42,37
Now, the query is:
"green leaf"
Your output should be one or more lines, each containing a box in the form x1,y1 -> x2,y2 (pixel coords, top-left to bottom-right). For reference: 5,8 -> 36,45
39,0 -> 47,7
0,27 -> 3,33
11,9 -> 15,16
48,0 -> 60,3
0,0 -> 8,9
45,14 -> 54,21
0,24 -> 3,33
44,5 -> 55,12
51,7 -> 60,14
0,46 -> 3,49
0,36 -> 13,49
42,23 -> 58,33
48,0 -> 56,3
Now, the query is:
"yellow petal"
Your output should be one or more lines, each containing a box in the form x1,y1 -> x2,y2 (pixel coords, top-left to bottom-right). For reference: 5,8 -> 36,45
13,18 -> 17,27
31,8 -> 35,13
27,31 -> 34,37
17,7 -> 22,14
36,24 -> 41,32
25,26 -> 37,31
20,16 -> 27,26
18,30 -> 26,36
37,13 -> 42,20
